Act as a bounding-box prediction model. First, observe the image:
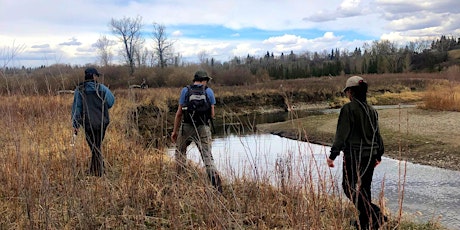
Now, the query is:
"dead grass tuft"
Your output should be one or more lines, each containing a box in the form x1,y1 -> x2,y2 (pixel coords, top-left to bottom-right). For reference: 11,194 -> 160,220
422,80 -> 460,111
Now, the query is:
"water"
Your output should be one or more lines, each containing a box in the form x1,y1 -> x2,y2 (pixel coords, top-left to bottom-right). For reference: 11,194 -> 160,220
168,133 -> 460,229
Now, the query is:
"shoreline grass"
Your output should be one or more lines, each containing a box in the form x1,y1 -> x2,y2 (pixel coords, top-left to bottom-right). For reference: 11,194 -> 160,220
0,88 -> 449,229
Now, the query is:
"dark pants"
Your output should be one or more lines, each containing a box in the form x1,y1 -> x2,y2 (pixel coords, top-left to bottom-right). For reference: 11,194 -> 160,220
84,125 -> 107,177
343,152 -> 383,229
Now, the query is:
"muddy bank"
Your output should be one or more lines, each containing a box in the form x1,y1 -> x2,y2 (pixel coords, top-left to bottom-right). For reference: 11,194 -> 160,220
136,90 -> 335,147
257,107 -> 460,172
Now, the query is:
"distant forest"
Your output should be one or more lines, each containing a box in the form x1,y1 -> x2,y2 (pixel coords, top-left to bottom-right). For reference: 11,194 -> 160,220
2,35 -> 460,89
218,35 -> 460,80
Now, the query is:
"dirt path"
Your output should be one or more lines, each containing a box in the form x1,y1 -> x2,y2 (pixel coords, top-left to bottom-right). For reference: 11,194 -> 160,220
258,107 -> 460,171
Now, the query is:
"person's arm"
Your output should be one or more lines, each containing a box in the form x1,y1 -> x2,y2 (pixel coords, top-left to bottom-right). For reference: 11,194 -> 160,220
71,88 -> 82,134
327,106 -> 351,167
171,105 -> 183,143
375,115 -> 384,167
207,88 -> 216,119
211,105 -> 215,119
172,87 -> 187,143
101,84 -> 115,109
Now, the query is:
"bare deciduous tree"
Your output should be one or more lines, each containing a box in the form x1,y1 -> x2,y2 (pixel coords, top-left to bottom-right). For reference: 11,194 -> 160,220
197,50 -> 209,64
152,23 -> 174,68
1,41 -> 26,69
94,35 -> 114,67
110,16 -> 143,75
1,41 -> 26,96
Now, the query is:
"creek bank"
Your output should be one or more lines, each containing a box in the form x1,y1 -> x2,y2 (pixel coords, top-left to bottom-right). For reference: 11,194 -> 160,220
257,107 -> 460,172
135,91 -> 334,148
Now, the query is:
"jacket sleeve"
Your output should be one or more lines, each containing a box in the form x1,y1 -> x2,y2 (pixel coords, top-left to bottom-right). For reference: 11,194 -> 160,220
101,85 -> 115,109
71,88 -> 82,129
329,106 -> 351,160
376,112 -> 385,161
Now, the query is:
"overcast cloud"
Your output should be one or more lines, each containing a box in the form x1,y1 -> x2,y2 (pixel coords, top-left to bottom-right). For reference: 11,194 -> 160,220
1,0 -> 460,67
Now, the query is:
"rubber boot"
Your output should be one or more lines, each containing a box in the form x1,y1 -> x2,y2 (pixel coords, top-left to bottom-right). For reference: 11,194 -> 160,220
210,172 -> 223,193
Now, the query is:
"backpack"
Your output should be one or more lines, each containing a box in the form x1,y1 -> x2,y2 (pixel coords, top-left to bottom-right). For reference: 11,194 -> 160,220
77,81 -> 110,128
182,84 -> 211,125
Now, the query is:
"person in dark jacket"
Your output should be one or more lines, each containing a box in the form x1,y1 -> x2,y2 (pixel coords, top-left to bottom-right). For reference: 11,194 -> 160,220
72,67 -> 115,177
327,76 -> 386,229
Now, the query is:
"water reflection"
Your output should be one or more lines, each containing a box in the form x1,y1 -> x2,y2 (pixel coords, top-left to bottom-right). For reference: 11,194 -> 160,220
168,133 -> 460,229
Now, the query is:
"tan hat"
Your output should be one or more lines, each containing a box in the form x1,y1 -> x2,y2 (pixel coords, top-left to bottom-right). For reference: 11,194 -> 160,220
343,76 -> 365,92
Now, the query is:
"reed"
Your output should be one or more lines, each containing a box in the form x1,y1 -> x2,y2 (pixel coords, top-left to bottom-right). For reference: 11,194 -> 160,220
0,83 -> 447,229
422,80 -> 460,111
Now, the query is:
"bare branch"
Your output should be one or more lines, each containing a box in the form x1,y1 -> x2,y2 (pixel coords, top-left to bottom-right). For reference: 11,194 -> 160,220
151,23 -> 175,68
110,15 -> 144,75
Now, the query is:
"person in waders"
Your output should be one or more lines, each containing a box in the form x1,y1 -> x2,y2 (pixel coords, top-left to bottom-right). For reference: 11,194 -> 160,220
171,70 -> 222,193
72,67 -> 115,177
327,76 -> 387,229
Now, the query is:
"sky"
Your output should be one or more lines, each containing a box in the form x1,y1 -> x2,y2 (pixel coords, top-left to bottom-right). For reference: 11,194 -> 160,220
1,0 -> 460,68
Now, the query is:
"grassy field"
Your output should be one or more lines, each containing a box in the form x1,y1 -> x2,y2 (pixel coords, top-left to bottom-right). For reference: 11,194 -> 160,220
0,72 -> 455,229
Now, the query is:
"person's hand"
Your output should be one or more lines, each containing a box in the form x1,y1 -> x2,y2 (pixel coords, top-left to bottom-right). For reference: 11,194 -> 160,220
374,160 -> 381,168
327,158 -> 335,168
171,131 -> 178,143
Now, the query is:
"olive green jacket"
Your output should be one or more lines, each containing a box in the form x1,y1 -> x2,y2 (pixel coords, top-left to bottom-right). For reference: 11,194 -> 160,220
329,99 -> 384,161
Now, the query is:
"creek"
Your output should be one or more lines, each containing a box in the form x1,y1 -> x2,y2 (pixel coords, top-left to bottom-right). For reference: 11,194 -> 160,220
167,106 -> 460,229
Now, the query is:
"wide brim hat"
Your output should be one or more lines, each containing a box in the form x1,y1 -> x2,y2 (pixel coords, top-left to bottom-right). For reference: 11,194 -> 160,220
193,70 -> 212,82
343,76 -> 365,92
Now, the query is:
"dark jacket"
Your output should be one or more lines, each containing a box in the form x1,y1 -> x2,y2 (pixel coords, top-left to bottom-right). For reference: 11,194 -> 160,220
329,99 -> 384,161
72,80 -> 115,129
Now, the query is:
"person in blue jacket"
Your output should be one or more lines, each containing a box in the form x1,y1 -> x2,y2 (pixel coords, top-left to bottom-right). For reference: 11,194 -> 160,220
72,67 -> 115,177
171,70 -> 222,192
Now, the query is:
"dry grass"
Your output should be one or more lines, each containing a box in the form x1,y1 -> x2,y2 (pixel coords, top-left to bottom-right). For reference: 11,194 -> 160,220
0,91 -> 347,229
422,66 -> 460,111
423,81 -> 460,111
0,82 -> 448,229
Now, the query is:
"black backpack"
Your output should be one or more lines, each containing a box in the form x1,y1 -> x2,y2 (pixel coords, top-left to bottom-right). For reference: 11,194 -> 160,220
182,84 -> 211,125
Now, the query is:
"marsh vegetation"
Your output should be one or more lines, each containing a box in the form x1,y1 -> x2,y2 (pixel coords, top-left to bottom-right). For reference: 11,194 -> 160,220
2,65 -> 459,228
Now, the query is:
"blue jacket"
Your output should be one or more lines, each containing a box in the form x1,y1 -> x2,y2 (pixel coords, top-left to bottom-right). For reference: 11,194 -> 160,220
71,81 -> 115,129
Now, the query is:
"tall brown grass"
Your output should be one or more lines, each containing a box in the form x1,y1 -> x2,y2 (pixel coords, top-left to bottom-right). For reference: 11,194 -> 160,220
423,81 -> 460,111
422,66 -> 460,111
0,85 -> 446,229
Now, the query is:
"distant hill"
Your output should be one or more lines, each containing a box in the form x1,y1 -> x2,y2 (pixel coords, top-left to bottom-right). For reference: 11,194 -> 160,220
445,49 -> 460,67
448,49 -> 460,60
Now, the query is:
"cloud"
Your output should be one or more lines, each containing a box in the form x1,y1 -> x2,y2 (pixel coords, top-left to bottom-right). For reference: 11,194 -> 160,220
31,44 -> 50,49
2,0 -> 459,67
171,30 -> 183,37
303,10 -> 337,23
386,13 -> 443,31
59,37 -> 82,46
264,34 -> 304,45
337,0 -> 363,17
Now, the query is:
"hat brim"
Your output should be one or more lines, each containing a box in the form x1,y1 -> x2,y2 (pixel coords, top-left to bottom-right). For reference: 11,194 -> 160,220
193,76 -> 211,81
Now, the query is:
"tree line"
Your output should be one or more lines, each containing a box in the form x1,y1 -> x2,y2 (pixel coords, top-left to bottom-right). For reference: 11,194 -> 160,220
2,14 -> 460,89
103,15 -> 460,81
230,35 -> 460,80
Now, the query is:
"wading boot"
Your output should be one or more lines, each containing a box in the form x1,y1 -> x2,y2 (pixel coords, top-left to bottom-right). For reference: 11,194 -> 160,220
210,172 -> 223,193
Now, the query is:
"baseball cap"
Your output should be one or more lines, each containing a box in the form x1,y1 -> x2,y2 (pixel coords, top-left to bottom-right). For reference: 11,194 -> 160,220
85,67 -> 100,77
343,76 -> 365,92
193,70 -> 211,82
